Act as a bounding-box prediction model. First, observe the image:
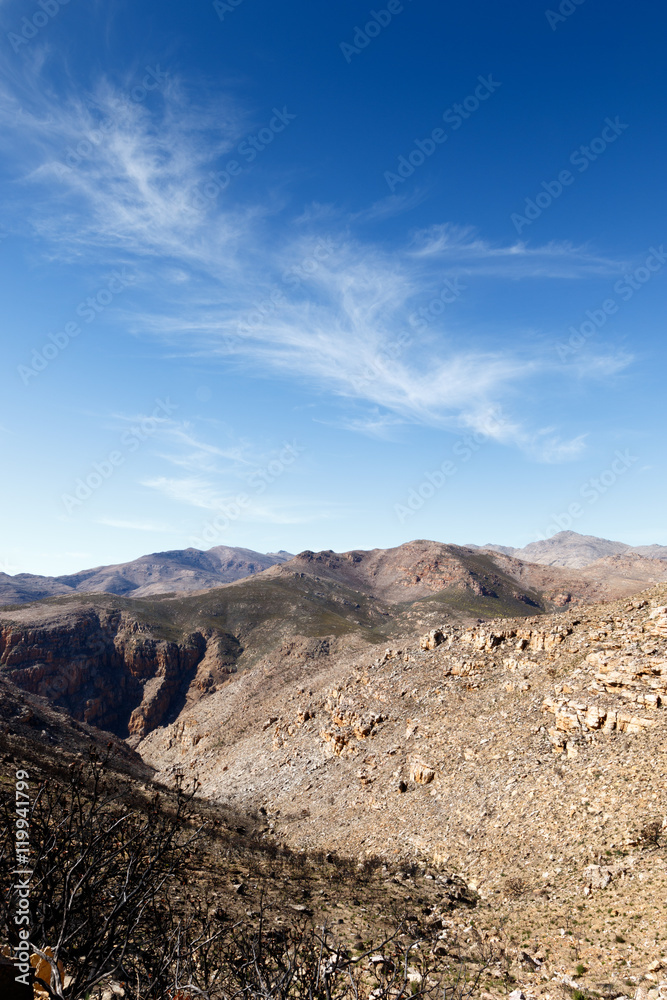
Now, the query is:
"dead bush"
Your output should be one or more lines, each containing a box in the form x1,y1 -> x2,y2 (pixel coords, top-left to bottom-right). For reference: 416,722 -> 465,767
504,876 -> 527,899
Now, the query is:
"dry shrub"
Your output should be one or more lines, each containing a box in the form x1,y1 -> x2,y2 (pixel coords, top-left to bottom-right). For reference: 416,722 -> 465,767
639,819 -> 662,846
504,876 -> 528,899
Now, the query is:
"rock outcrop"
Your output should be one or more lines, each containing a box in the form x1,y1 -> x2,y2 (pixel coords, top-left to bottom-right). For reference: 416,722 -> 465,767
420,628 -> 446,650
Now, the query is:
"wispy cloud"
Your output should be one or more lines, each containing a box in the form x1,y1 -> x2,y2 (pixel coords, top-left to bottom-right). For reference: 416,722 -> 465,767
0,68 -> 252,271
155,425 -> 254,474
319,411 -> 409,440
0,61 -> 634,463
95,517 -> 175,532
141,476 -> 231,511
102,409 -> 254,475
141,475 -> 348,526
567,350 -> 634,378
528,431 -> 588,463
352,187 -> 431,223
407,223 -> 623,278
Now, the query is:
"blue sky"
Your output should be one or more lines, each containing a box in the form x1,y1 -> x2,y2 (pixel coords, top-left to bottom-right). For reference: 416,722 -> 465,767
0,0 -> 665,576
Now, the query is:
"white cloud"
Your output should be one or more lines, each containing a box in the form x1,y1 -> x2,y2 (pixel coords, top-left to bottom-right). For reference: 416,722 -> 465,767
529,432 -> 588,464
0,63 -> 633,464
142,475 -> 349,529
352,187 -> 430,223
141,477 -> 231,510
570,351 -> 634,378
319,411 -> 408,439
407,223 -> 623,278
155,425 -> 255,474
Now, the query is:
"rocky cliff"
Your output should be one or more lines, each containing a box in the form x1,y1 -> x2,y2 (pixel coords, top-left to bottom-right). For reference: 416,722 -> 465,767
4,540 -> 667,745
0,603 -> 241,740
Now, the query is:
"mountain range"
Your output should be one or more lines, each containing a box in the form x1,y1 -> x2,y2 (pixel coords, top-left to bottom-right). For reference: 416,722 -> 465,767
1,530 -> 666,607
2,536 -> 667,743
0,545 -> 294,605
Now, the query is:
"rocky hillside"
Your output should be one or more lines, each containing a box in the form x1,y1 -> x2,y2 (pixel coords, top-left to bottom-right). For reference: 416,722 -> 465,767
0,545 -> 293,606
140,587 -> 667,873
0,568 -> 395,742
0,601 -> 237,740
138,585 -> 667,996
0,671 -> 153,781
0,681 -> 482,1000
268,540 -> 667,609
4,553 -> 667,996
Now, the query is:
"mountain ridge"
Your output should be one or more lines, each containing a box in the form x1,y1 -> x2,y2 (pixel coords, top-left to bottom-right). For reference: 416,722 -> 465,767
4,545 -> 667,991
0,545 -> 294,606
2,531 -> 667,608
476,529 -> 667,568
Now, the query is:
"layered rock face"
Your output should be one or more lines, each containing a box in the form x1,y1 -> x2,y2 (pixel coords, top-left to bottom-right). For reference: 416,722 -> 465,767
0,605 -> 239,739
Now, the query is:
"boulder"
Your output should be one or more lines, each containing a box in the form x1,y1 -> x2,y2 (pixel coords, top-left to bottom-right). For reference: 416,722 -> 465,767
584,864 -> 613,890
410,756 -> 436,784
420,629 -> 445,650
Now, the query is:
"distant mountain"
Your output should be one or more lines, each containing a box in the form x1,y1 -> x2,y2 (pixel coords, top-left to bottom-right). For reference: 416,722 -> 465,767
0,574 -> 73,606
631,543 -> 667,560
479,544 -> 516,557
477,531 -> 667,569
0,546 -> 293,606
